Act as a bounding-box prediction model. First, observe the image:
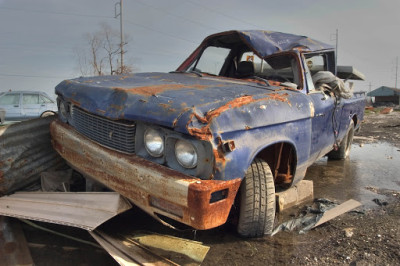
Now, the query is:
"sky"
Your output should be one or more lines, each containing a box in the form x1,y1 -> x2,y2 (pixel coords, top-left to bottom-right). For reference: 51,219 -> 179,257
0,0 -> 399,97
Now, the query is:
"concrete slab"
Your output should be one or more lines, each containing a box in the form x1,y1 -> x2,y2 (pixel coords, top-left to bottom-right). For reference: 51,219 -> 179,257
276,180 -> 314,212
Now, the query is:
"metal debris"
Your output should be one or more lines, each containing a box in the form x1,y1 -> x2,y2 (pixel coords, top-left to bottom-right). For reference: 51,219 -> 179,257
0,192 -> 132,230
0,116 -> 66,195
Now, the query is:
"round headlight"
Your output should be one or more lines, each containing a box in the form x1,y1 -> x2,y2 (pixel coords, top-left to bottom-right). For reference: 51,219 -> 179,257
175,140 -> 198,168
144,128 -> 164,157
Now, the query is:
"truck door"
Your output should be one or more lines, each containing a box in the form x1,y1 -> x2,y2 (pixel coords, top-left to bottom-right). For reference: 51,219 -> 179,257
303,51 -> 340,160
309,91 -> 337,160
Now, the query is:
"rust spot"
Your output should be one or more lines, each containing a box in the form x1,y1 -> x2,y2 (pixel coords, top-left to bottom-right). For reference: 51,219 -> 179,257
70,99 -> 81,107
172,118 -> 178,128
187,178 -> 241,229
159,103 -> 176,114
4,242 -> 17,254
114,83 -> 210,97
187,93 -> 291,141
245,125 -> 251,130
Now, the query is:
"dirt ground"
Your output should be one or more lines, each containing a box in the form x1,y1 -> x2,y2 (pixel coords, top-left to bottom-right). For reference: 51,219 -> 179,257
13,109 -> 400,265
200,109 -> 400,265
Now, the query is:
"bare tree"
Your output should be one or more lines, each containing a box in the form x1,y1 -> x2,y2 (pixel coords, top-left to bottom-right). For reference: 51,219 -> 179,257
75,23 -> 132,76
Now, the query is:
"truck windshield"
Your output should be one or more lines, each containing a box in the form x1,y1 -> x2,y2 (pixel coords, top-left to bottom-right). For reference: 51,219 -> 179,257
189,46 -> 230,76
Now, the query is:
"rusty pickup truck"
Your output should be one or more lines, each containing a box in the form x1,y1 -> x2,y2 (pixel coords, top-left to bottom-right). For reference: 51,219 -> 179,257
50,30 -> 365,237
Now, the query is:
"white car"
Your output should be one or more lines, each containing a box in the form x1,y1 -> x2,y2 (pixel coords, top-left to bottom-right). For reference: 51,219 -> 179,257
0,91 -> 57,121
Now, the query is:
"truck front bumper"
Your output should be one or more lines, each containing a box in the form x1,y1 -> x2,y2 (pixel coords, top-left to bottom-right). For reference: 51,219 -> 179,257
50,120 -> 241,230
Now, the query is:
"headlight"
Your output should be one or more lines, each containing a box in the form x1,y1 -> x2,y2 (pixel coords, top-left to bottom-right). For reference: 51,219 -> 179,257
175,140 -> 198,168
144,128 -> 164,157
58,99 -> 69,122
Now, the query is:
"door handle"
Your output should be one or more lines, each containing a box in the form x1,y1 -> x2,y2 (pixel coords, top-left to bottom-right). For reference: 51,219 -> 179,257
14,105 -> 19,107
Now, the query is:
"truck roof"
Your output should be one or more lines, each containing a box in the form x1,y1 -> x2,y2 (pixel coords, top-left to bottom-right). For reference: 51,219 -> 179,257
202,30 -> 334,58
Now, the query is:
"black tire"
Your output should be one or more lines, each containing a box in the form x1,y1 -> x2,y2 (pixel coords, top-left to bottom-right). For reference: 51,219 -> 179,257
328,120 -> 355,160
237,158 -> 276,237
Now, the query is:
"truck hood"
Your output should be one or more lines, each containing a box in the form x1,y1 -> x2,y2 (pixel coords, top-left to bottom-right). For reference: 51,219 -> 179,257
56,73 -> 312,140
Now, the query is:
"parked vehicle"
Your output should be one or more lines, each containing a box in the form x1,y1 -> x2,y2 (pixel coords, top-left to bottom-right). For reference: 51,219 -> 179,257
50,30 -> 366,237
0,91 -> 57,121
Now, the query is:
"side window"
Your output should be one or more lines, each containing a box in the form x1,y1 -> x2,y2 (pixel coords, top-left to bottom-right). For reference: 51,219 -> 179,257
40,95 -> 54,103
240,52 -> 301,89
194,46 -> 230,75
0,94 -> 20,105
23,94 -> 40,105
305,54 -> 326,76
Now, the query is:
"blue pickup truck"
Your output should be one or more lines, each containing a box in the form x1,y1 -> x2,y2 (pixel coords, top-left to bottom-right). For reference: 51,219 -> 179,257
50,30 -> 365,237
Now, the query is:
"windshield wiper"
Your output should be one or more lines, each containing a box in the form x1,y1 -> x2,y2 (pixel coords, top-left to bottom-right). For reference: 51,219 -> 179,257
169,70 -> 203,77
188,69 -> 203,77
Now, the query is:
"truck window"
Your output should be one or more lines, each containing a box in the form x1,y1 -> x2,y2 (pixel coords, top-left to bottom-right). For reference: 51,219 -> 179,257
305,54 -> 326,76
193,46 -> 230,76
240,52 -> 301,89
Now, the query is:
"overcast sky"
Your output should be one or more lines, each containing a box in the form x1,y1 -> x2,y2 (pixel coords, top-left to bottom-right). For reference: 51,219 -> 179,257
0,0 -> 399,97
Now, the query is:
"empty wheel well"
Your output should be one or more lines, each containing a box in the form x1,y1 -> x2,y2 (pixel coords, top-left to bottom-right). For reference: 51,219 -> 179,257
352,115 -> 358,127
255,142 -> 297,188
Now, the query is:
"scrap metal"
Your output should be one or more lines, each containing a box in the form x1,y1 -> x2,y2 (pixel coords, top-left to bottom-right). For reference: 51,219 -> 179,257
0,116 -> 65,195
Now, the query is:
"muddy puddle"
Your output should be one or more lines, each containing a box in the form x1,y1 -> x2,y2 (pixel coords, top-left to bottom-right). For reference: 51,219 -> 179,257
306,142 -> 400,208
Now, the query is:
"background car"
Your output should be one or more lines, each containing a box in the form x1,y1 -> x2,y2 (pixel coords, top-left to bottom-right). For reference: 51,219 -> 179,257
0,91 -> 57,121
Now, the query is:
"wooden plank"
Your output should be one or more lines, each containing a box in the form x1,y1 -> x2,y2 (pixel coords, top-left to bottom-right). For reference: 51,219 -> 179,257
0,216 -> 34,266
90,230 -> 175,266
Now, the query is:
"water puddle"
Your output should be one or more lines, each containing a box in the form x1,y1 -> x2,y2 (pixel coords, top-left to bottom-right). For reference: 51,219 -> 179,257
306,142 -> 400,207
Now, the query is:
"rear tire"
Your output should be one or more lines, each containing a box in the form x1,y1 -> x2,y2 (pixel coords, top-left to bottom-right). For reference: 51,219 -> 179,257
328,120 -> 355,160
237,158 -> 276,237
41,111 -> 55,117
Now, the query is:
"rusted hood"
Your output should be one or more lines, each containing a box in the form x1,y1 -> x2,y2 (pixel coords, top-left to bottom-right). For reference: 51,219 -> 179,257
56,73 -> 312,138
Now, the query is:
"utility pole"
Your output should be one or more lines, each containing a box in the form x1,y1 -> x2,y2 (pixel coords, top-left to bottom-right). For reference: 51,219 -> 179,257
115,0 -> 124,73
335,29 -> 338,75
331,29 -> 338,74
395,56 -> 398,88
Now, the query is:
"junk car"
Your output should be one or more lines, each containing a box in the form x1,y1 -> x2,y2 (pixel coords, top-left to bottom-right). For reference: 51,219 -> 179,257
50,30 -> 365,237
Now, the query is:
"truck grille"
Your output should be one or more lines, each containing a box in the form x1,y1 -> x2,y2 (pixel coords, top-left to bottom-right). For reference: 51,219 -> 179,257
71,106 -> 136,154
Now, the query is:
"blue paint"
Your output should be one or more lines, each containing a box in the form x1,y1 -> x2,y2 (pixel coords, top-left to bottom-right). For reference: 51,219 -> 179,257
55,30 -> 365,187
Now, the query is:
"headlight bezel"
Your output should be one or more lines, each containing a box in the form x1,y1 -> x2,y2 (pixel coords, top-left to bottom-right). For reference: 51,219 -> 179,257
135,122 -> 214,179
174,139 -> 198,169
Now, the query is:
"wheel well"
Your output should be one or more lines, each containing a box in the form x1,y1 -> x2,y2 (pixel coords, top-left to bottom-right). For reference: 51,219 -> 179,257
352,114 -> 358,127
255,142 -> 297,188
